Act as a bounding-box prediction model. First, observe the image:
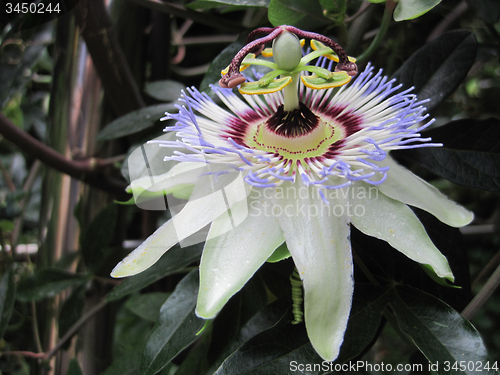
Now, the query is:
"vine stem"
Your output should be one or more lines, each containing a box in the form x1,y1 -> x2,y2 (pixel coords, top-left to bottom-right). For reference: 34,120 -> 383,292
0,351 -> 46,359
0,113 -> 128,196
1,300 -> 108,361
356,0 -> 396,63
44,299 -> 108,360
462,262 -> 500,320
31,302 -> 43,354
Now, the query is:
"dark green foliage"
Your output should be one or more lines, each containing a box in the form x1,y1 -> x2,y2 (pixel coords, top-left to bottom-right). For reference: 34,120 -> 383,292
393,30 -> 477,110
16,268 -> 88,301
2,1 -> 500,374
396,118 -> 500,192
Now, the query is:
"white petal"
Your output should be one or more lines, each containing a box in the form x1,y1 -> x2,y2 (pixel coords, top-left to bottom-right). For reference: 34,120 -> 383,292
377,156 -> 473,227
126,132 -> 178,183
271,184 -> 353,361
111,172 -> 248,278
196,198 -> 284,318
350,184 -> 454,281
127,162 -> 206,209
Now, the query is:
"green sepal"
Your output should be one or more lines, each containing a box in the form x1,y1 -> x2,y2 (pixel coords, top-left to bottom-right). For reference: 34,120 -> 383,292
172,184 -> 194,199
420,264 -> 459,288
301,71 -> 351,90
114,197 -> 137,205
126,182 -> 195,203
266,242 -> 291,263
239,76 -> 292,95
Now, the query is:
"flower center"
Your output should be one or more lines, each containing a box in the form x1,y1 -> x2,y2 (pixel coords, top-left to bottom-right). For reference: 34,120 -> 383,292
266,103 -> 318,137
245,103 -> 345,160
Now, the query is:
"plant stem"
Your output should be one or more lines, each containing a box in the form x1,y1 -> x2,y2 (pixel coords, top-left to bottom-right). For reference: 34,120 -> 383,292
44,299 -> 108,360
75,0 -> 145,117
0,158 -> 16,192
352,249 -> 380,286
283,72 -> 300,111
0,351 -> 46,359
31,302 -> 43,354
356,0 -> 396,63
471,249 -> 500,289
0,114 -> 128,196
462,262 -> 500,320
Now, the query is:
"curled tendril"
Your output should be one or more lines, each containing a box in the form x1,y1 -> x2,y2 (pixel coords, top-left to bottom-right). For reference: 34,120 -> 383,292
290,268 -> 304,325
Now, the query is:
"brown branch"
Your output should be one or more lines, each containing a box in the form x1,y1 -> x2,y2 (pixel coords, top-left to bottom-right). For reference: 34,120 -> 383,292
75,0 -> 145,117
1,300 -> 108,361
426,0 -> 468,42
0,351 -> 46,359
0,158 -> 16,192
44,299 -> 108,360
0,113 -> 128,196
127,0 -> 246,34
462,261 -> 500,320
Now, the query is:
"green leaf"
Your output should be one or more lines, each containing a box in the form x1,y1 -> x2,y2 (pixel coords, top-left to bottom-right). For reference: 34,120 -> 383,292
266,242 -> 291,263
0,269 -> 16,339
140,270 -> 205,375
352,216 -> 471,313
210,296 -> 302,375
392,285 -> 496,374
319,0 -> 346,12
66,358 -> 83,375
125,292 -> 170,322
335,284 -> 391,363
212,303 -> 323,374
0,29 -> 50,108
392,30 -> 476,110
58,287 -> 85,348
174,327 -> 211,375
101,305 -> 154,375
80,203 -> 118,272
17,269 -> 87,301
395,118 -> 500,192
465,0 -> 500,24
97,104 -> 177,141
260,260 -> 295,300
211,285 -> 390,374
200,38 -> 246,94
394,0 -> 441,21
209,275 -> 268,362
106,245 -> 202,302
268,0 -> 329,29
412,210 -> 471,311
144,80 -> 185,102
